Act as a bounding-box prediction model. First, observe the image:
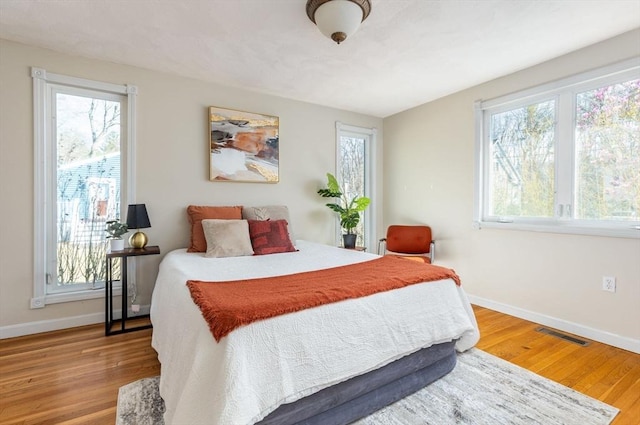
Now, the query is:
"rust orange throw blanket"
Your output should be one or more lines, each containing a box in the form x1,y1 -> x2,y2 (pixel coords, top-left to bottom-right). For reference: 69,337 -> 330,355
187,256 -> 461,341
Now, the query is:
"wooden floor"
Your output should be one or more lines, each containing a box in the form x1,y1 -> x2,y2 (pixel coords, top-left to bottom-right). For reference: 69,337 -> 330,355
1,306 -> 639,424
474,306 -> 640,425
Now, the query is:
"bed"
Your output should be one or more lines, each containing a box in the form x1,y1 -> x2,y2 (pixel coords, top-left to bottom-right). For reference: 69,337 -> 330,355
150,240 -> 479,425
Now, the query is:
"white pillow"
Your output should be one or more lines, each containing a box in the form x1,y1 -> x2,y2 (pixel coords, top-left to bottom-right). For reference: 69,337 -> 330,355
201,219 -> 254,258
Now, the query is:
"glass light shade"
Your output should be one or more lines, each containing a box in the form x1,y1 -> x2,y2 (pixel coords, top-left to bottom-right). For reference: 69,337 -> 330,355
314,0 -> 364,42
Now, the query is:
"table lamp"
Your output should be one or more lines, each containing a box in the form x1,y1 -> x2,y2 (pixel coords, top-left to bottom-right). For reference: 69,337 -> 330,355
126,204 -> 151,248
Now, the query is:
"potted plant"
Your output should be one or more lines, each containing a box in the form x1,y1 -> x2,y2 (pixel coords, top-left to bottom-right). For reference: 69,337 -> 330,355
317,172 -> 370,249
105,220 -> 128,251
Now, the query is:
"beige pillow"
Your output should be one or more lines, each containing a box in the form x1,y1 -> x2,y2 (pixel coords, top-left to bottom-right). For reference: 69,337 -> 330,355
242,205 -> 295,243
201,219 -> 254,258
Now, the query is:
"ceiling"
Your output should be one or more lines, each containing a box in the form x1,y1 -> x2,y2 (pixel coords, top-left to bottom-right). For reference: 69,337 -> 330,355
1,1 -> 638,117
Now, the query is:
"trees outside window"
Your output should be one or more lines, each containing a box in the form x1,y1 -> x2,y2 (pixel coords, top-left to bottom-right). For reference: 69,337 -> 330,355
489,100 -> 555,219
336,123 -> 376,250
575,80 -> 639,222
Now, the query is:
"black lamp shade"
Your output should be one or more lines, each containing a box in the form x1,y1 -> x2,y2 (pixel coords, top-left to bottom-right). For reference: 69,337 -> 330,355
126,204 -> 151,229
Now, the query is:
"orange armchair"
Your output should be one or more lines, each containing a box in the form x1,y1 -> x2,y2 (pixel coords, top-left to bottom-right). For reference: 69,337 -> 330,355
378,225 -> 435,264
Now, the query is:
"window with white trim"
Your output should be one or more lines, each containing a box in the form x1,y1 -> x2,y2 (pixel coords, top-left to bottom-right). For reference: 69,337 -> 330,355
336,122 -> 376,250
475,59 -> 640,238
31,68 -> 137,307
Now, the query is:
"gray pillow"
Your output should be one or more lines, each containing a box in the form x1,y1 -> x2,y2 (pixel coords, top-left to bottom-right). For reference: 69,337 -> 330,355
201,219 -> 254,258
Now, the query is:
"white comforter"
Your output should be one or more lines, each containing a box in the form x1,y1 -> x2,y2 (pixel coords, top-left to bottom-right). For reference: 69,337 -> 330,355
150,240 -> 479,425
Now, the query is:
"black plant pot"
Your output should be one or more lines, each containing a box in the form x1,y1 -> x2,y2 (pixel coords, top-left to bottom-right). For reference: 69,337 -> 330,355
343,234 -> 357,249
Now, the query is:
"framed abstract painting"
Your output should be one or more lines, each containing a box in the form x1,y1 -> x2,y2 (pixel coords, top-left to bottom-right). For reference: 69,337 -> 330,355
209,106 -> 279,183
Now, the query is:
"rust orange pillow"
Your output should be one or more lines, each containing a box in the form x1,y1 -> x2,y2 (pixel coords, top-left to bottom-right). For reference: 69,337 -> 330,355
248,219 -> 296,255
187,205 -> 242,252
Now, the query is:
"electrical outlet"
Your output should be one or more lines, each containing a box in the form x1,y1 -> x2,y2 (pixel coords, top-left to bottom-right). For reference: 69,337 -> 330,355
30,297 -> 45,309
602,276 -> 616,293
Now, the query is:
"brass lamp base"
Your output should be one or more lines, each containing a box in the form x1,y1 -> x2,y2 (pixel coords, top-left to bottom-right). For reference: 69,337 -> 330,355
129,231 -> 148,249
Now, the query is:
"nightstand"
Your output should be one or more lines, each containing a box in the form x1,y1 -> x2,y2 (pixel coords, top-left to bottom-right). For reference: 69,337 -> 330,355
105,245 -> 160,336
342,246 -> 367,252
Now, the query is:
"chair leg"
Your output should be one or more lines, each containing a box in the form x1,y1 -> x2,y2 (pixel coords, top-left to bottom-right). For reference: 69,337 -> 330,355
378,238 -> 387,255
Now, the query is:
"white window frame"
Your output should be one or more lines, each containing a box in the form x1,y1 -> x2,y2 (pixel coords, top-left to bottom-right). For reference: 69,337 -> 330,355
474,58 -> 640,239
335,122 -> 377,251
31,67 -> 137,308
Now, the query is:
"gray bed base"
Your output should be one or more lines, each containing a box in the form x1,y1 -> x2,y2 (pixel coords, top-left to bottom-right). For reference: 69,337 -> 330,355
257,340 -> 457,425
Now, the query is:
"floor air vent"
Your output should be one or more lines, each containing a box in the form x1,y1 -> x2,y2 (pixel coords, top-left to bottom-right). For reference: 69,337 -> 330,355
535,327 -> 590,346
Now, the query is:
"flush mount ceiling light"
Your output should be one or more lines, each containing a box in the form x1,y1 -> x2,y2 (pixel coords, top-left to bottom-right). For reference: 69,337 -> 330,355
306,0 -> 372,44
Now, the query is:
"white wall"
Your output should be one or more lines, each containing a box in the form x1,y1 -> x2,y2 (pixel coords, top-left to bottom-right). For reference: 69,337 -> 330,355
383,29 -> 640,352
0,39 -> 384,334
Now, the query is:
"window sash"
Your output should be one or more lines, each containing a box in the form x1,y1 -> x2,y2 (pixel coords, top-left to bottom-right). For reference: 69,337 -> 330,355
335,122 -> 377,251
48,86 -> 126,293
474,59 -> 640,238
484,96 -> 558,221
31,68 -> 137,307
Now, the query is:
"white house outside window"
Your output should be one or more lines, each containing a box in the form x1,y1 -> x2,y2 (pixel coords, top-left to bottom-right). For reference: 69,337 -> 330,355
475,59 -> 640,238
31,68 -> 137,307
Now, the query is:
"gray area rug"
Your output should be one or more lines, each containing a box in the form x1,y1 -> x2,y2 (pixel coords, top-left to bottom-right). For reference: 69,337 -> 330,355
116,348 -> 618,425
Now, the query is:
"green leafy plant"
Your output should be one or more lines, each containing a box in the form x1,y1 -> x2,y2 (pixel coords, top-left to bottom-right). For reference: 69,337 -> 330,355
317,172 -> 370,235
105,220 -> 128,239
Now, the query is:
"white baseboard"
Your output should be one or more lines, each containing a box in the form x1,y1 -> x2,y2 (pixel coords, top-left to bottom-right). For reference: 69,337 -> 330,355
0,304 -> 151,339
468,295 -> 640,354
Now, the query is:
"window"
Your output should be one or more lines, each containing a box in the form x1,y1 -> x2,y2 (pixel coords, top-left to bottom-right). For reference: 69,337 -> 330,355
335,122 -> 376,250
31,68 -> 137,307
575,81 -> 639,222
475,59 -> 640,238
487,99 -> 556,219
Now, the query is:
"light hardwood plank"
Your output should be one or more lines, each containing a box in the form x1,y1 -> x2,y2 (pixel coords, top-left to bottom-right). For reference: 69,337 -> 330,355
0,323 -> 159,425
473,305 -> 640,425
1,307 -> 638,424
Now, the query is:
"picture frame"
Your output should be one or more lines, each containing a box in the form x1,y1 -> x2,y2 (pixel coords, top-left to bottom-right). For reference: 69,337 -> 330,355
209,106 -> 279,183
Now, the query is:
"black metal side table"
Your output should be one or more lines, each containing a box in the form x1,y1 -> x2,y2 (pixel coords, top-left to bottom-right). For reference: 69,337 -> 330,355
105,245 -> 160,336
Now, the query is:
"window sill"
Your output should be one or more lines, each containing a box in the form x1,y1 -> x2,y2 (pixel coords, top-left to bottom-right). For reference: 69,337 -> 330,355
31,284 -> 122,309
475,221 -> 640,239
